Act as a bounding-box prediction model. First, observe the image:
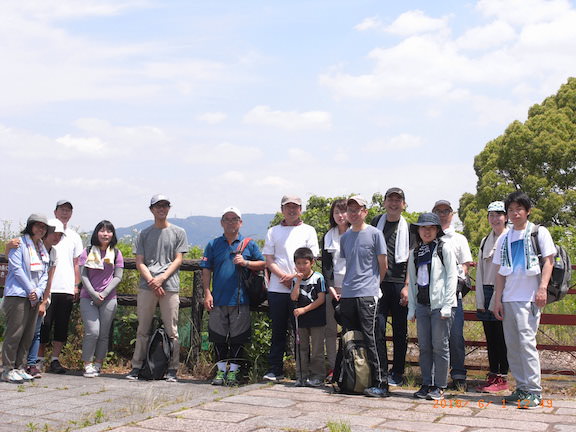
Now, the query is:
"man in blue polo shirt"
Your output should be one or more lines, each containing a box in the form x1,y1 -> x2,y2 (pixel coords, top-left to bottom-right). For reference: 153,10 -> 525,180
201,206 -> 266,386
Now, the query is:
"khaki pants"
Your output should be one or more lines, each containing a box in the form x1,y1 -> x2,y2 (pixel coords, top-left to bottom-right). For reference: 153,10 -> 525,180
131,289 -> 180,370
295,325 -> 326,381
2,297 -> 39,369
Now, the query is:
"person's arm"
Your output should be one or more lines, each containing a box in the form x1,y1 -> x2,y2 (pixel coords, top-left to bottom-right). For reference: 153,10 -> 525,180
440,243 -> 458,319
4,237 -> 20,255
8,245 -> 36,295
39,266 -> 55,316
493,270 -> 505,321
290,277 -> 302,302
73,257 -> 81,299
265,255 -> 294,287
80,266 -> 102,303
294,292 -> 325,317
535,255 -> 554,308
400,272 -> 409,307
99,267 -> 123,299
407,250 -> 416,322
135,253 -> 158,295
202,268 -> 214,311
377,254 -> 388,282
232,254 -> 265,271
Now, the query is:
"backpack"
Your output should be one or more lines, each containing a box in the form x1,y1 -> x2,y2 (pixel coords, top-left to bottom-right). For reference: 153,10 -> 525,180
235,238 -> 269,310
335,330 -> 372,394
530,225 -> 572,304
138,323 -> 172,380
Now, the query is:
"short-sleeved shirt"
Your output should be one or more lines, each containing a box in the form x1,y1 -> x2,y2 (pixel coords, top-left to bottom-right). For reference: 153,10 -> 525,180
135,224 -> 189,292
200,234 -> 264,306
340,225 -> 387,298
493,225 -> 555,302
78,248 -> 124,301
293,271 -> 326,328
50,228 -> 84,295
441,227 -> 473,279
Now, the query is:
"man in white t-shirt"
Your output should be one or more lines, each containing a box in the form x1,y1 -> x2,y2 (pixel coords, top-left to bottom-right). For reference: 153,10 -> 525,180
262,195 -> 319,382
40,200 -> 84,374
433,200 -> 473,391
493,191 -> 554,409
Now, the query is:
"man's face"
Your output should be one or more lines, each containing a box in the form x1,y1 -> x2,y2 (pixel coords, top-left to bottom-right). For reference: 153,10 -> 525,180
507,202 -> 530,228
150,200 -> 170,220
346,203 -> 367,226
281,203 -> 301,224
54,204 -> 73,225
221,212 -> 242,236
295,257 -> 313,276
383,193 -> 405,218
433,204 -> 452,228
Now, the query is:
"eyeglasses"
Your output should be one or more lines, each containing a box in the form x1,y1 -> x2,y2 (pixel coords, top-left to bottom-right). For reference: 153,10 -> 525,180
153,203 -> 170,209
347,207 -> 366,215
434,209 -> 451,216
222,217 -> 241,223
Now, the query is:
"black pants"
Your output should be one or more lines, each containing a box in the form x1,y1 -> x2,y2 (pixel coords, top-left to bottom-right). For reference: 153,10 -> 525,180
377,281 -> 408,376
340,296 -> 388,388
40,293 -> 74,344
482,320 -> 509,375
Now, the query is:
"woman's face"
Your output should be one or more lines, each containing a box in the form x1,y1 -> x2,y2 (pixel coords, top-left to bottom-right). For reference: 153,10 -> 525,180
333,207 -> 347,227
488,211 -> 506,231
31,222 -> 48,240
418,225 -> 439,244
98,228 -> 114,247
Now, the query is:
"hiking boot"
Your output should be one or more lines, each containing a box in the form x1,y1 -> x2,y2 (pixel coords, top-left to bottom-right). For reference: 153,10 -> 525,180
387,372 -> 405,387
449,379 -> 467,392
504,388 -> 527,402
2,369 -> 24,384
263,371 -> 284,382
165,369 -> 177,382
426,386 -> 445,401
306,378 -> 323,387
226,370 -> 240,386
126,368 -> 140,380
26,365 -> 42,379
212,370 -> 226,385
480,375 -> 508,393
49,359 -> 67,374
414,385 -> 429,399
83,364 -> 99,378
518,393 -> 542,409
363,386 -> 390,398
16,369 -> 34,382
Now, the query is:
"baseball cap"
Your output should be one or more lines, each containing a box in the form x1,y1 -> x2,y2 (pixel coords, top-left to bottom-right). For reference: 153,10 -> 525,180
385,187 -> 405,200
55,199 -> 73,209
47,218 -> 65,234
281,195 -> 302,206
150,194 -> 171,206
487,201 -> 505,213
222,206 -> 242,218
432,200 -> 452,211
27,213 -> 48,225
347,195 -> 368,207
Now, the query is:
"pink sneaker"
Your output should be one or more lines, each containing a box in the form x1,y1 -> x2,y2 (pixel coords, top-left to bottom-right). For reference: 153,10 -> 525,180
480,375 -> 508,393
477,374 -> 496,392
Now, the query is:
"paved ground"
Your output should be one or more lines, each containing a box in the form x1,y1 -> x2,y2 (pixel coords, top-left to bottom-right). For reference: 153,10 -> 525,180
1,373 -> 575,432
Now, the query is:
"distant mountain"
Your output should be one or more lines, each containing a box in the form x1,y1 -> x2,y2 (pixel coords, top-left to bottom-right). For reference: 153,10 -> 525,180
115,214 -> 275,248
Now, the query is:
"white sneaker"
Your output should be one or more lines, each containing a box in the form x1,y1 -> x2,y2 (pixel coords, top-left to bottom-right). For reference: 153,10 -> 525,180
83,364 -> 99,378
2,369 -> 24,384
16,369 -> 34,382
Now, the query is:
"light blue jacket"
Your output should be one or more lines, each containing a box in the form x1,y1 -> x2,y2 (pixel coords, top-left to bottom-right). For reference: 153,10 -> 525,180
4,237 -> 49,299
407,240 -> 458,319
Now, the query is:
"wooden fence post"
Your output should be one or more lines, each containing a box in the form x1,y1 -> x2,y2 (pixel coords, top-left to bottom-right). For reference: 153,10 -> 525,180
187,269 -> 204,369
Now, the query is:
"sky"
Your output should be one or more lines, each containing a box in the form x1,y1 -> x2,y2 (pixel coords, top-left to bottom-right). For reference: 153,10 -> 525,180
2,0 -> 576,232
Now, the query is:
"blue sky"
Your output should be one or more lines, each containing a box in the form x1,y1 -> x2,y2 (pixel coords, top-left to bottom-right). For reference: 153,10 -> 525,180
2,0 -> 576,231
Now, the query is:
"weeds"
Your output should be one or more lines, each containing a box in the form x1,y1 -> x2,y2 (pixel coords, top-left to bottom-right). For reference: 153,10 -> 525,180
326,421 -> 352,432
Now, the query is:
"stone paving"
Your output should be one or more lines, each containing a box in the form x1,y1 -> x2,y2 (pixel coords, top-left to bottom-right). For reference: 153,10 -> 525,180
1,373 -> 575,432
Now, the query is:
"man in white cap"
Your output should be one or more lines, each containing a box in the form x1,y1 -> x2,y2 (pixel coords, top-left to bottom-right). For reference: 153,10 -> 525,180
432,199 -> 473,392
262,195 -> 319,381
126,194 -> 189,382
201,207 -> 266,386
40,200 -> 84,374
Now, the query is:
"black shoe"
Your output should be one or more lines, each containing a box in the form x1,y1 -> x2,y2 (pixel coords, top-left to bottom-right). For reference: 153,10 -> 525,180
49,359 -> 66,374
426,386 -> 445,401
126,368 -> 140,380
450,379 -> 467,392
414,385 -> 429,399
165,369 -> 177,382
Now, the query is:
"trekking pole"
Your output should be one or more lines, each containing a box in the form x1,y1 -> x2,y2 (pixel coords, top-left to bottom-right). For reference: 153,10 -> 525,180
294,313 -> 303,384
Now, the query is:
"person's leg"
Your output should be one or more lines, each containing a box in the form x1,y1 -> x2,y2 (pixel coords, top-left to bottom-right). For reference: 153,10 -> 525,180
390,282 -> 408,376
483,320 -> 499,375
309,325 -> 326,381
449,297 -> 466,381
80,298 -> 100,364
493,320 -> 509,375
131,289 -> 158,369
228,304 -> 251,371
52,294 -> 74,359
512,302 -> 542,396
158,291 -> 180,371
2,297 -> 27,369
430,308 -> 454,389
376,283 -> 391,372
267,292 -> 290,376
27,314 -> 43,367
325,290 -> 339,371
296,326 -> 310,381
357,296 -> 388,388
502,302 -> 524,391
415,303 -> 433,386
94,298 -> 118,363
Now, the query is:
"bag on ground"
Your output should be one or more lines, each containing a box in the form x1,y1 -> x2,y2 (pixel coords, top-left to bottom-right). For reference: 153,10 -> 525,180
138,326 -> 172,380
335,330 -> 372,394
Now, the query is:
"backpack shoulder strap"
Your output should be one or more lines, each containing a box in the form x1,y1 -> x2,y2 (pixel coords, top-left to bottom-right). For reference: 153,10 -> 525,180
480,236 -> 488,254
235,237 -> 252,254
530,224 -> 542,258
436,239 -> 445,267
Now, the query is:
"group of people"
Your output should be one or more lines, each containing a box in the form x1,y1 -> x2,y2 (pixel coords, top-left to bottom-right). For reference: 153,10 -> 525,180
2,190 -> 554,409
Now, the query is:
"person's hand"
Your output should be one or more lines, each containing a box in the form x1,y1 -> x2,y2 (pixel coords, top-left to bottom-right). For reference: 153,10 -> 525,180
204,292 -> 214,311
28,292 -> 38,302
74,286 -> 80,302
293,307 -> 305,317
38,302 -> 47,317
400,286 -> 408,306
232,254 -> 246,267
153,286 -> 166,297
535,287 -> 547,308
333,292 -> 341,302
6,238 -> 21,252
280,273 -> 294,288
493,302 -> 504,321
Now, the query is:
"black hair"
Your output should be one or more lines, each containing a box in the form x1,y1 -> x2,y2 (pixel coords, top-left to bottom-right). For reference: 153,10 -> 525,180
504,191 -> 532,213
89,220 -> 118,248
329,199 -> 349,228
21,221 -> 47,238
294,247 -> 315,262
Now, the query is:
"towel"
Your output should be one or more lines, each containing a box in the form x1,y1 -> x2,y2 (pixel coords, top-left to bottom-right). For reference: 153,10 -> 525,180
498,222 -> 540,277
376,214 -> 409,263
23,234 -> 49,273
84,246 -> 115,270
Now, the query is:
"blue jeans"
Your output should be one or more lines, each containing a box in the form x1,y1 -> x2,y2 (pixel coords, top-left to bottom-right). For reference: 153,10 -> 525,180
27,314 -> 43,366
415,303 -> 454,388
267,292 -> 292,375
449,297 -> 466,380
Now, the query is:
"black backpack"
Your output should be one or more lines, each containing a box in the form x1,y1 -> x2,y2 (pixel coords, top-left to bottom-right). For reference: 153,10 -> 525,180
530,224 -> 572,304
235,238 -> 269,310
334,330 -> 372,394
138,323 -> 172,380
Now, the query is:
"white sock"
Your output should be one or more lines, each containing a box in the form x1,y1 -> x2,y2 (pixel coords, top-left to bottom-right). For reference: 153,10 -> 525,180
217,361 -> 227,372
229,363 -> 239,372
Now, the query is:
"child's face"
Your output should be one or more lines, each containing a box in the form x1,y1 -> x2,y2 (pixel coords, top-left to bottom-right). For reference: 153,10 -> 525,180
295,257 -> 313,276
507,202 -> 530,228
418,225 -> 439,244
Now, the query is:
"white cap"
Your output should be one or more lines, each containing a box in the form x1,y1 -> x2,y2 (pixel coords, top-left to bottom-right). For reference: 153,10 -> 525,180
47,218 -> 65,234
222,206 -> 242,218
150,194 -> 171,206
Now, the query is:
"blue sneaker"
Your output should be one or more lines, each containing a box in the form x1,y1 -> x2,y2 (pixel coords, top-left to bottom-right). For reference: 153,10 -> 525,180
363,386 -> 390,398
387,372 -> 405,387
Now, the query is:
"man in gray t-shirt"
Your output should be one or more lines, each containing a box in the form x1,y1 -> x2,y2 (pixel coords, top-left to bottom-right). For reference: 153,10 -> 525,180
127,194 -> 189,382
339,196 -> 389,398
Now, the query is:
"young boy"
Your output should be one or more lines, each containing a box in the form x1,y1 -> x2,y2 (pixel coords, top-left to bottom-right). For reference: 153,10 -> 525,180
493,191 -> 555,409
290,247 -> 326,387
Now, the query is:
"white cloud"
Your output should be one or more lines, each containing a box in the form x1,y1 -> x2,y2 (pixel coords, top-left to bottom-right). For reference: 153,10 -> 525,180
217,171 -> 247,183
288,147 -> 313,160
476,0 -> 571,25
354,16 -> 383,31
255,176 -> 293,188
197,112 -> 228,125
456,20 -> 516,51
385,10 -> 450,36
185,142 -> 263,165
56,135 -> 108,154
362,134 -> 423,152
243,105 -> 332,130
